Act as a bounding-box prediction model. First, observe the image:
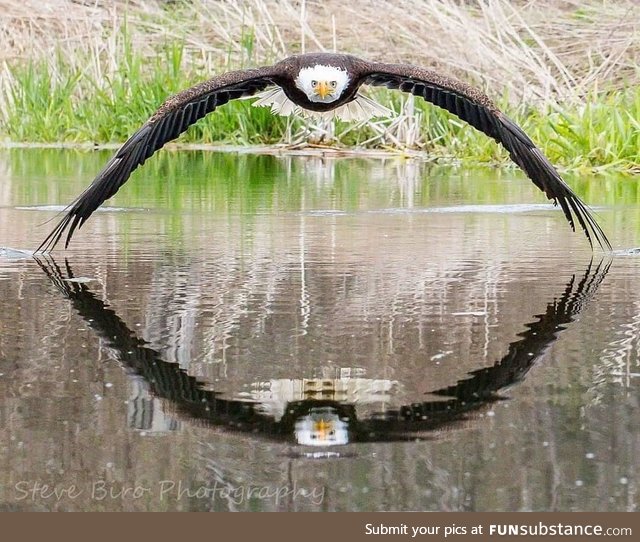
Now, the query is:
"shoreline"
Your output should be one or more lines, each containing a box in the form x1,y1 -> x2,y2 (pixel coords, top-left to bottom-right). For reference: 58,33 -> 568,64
1,141 -> 635,174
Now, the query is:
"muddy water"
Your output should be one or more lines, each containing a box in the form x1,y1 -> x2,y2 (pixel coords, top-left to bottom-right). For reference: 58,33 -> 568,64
0,148 -> 637,511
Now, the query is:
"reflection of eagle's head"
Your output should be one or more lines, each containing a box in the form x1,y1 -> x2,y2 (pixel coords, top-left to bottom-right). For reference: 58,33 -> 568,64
294,407 -> 349,447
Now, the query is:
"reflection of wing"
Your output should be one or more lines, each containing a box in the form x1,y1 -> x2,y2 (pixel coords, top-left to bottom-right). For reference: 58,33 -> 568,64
36,67 -> 279,252
361,63 -> 610,250
360,258 -> 610,439
34,255 -> 279,434
34,254 -> 609,444
431,258 -> 609,400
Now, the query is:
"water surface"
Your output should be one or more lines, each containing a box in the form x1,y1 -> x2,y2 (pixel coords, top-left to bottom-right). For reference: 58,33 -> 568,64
0,148 -> 638,511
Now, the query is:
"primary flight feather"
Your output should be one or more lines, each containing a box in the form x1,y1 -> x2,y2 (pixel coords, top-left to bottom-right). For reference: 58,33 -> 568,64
36,52 -> 610,252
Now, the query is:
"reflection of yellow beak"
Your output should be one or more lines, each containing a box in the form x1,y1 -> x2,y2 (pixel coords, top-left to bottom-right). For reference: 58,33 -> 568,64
317,81 -> 330,99
314,419 -> 332,439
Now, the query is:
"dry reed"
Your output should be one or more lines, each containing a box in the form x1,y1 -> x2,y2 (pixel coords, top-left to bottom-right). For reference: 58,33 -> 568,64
0,0 -> 638,163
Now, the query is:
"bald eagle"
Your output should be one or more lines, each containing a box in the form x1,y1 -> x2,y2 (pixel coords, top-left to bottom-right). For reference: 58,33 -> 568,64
36,52 -> 610,252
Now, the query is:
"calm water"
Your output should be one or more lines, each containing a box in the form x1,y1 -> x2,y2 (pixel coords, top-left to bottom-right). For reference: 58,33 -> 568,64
0,148 -> 638,511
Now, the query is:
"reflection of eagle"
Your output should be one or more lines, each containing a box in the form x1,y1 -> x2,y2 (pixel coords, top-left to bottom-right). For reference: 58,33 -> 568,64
35,256 -> 609,446
36,52 -> 610,252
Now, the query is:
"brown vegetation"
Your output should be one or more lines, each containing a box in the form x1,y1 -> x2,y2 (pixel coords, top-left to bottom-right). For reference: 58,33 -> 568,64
1,0 -> 638,105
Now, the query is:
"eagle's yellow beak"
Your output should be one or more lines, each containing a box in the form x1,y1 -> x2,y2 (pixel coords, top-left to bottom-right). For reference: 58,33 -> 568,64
316,81 -> 331,99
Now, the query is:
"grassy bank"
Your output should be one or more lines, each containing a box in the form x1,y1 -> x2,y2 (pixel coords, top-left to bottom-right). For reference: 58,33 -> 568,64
0,0 -> 638,172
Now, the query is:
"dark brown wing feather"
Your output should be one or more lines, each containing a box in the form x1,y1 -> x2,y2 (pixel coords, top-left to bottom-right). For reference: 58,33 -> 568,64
360,62 -> 610,250
36,66 -> 279,252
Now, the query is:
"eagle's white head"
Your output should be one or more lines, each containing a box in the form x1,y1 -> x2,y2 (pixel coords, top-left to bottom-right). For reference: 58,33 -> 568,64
294,65 -> 350,103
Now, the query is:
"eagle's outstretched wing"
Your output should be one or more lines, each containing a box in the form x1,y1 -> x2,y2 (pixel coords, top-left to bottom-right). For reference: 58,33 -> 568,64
36,66 -> 279,252
37,55 -> 610,252
359,62 -> 610,250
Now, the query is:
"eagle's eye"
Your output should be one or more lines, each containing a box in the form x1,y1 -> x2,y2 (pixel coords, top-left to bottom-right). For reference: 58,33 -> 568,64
329,81 -> 337,88
311,80 -> 317,87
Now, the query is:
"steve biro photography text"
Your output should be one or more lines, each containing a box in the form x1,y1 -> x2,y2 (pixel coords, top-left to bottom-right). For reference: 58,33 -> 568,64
13,480 -> 325,505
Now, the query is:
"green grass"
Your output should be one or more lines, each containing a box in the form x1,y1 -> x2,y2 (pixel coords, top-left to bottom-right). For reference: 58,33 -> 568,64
1,35 -> 638,173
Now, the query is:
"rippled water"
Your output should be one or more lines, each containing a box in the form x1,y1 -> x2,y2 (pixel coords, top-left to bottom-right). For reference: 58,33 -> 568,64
0,148 -> 638,511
